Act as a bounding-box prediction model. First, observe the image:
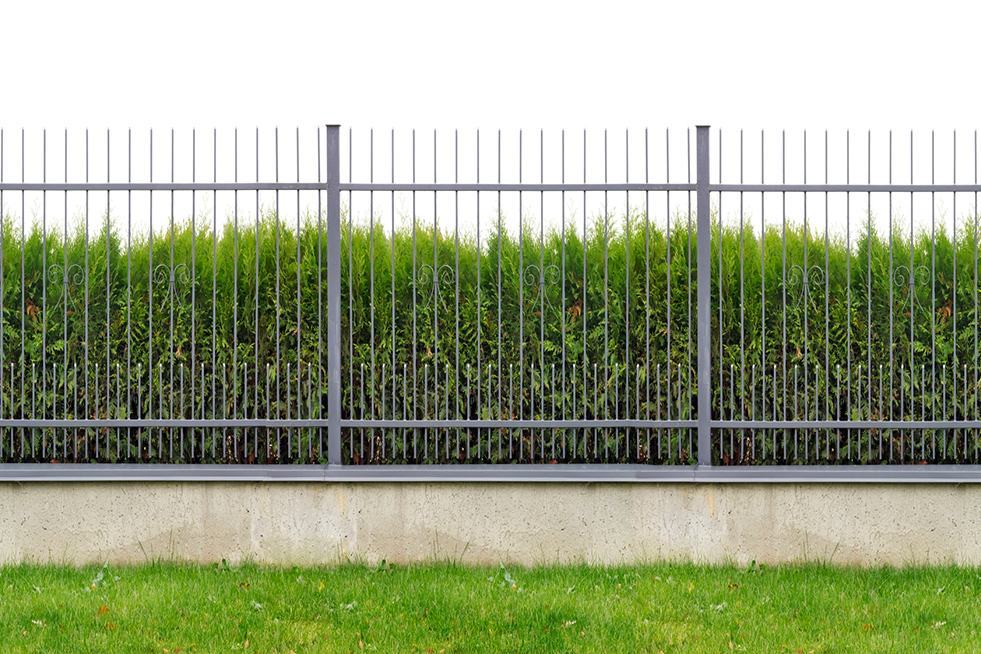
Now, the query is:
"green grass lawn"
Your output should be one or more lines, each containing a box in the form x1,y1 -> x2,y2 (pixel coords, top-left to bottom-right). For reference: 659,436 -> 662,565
1,559 -> 980,653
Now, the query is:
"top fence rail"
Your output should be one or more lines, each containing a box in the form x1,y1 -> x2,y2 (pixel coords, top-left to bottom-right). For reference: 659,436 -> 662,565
1,125 -> 981,481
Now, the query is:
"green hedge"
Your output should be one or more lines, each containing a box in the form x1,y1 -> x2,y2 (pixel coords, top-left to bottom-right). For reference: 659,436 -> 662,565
1,208 -> 979,464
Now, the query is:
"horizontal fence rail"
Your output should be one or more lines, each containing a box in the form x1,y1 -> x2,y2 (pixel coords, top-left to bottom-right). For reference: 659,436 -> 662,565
1,125 -> 981,480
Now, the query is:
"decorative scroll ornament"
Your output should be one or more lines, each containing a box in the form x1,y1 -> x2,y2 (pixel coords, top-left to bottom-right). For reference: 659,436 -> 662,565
416,264 -> 455,310
787,264 -> 825,312
153,263 -> 191,309
523,263 -> 561,313
893,264 -> 930,313
47,263 -> 85,311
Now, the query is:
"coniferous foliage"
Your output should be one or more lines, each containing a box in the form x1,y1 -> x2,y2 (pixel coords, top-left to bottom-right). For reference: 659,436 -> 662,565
0,208 -> 979,464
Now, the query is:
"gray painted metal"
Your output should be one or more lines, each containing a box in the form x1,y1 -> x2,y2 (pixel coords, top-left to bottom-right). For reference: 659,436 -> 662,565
3,462 -> 981,483
696,126 -> 711,466
712,184 -> 981,193
341,183 -> 696,192
0,182 -> 328,191
3,125 -> 981,479
326,125 -> 342,465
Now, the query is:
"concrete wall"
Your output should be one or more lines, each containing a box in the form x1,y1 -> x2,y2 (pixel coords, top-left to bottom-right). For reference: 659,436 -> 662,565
2,482 -> 980,567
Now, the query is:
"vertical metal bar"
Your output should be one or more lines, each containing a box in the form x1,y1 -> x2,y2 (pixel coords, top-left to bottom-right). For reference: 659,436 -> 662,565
773,365 -> 777,459
794,365 -> 798,460
412,130 -> 418,461
539,130 -> 545,461
740,130 -> 747,461
867,131 -> 873,444
657,363 -> 662,458
265,363 -> 270,459
388,129 -> 392,457
84,130 -> 90,458
930,131 -> 937,461
369,129 -> 376,461
245,361 -> 252,460
275,128 -> 282,455
255,129 -> 261,459
476,129 -> 482,461
497,131 -> 502,462
760,130 -> 767,458
0,129 -> 3,460
518,130 -> 524,457
889,132 -> 894,460
456,130 -> 461,462
307,363 -> 312,461
233,130 -> 239,459
780,130 -> 787,462
105,130 -> 112,458
19,130 -> 24,461
433,130 -> 439,459
584,130 -> 589,455
953,131 -> 959,430
603,130 -> 609,452
296,128 -> 302,460
940,363 -> 947,459
572,364 -> 578,458
824,130 -> 830,464
553,364 -> 557,460
148,129 -> 154,456
326,125 -> 342,465
922,364 -> 926,461
200,364 -> 205,457
696,125 -> 711,466
180,364 -> 184,459
159,363 -> 163,459
445,363 -> 450,461
909,133 -> 916,458
209,129 -> 217,459
404,364 -> 409,459
625,129 -> 631,458
318,128 -> 324,459
751,365 -> 756,460
731,364 -> 735,459
190,129 -> 196,456
40,131 -> 47,461
718,131 -> 724,460
166,130 -> 174,460
687,129 -> 693,457
117,364 -> 121,460
644,129 -> 650,459
844,131 -> 851,453
95,364 -> 99,459
59,131 -> 68,460
802,131 -> 808,461
593,362 -> 599,463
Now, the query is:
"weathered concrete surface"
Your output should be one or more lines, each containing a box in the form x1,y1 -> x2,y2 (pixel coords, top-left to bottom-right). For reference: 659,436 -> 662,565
1,482 -> 979,566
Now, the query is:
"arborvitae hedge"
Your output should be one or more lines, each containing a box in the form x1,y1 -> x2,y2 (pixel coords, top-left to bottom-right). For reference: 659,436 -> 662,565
1,208 -> 979,464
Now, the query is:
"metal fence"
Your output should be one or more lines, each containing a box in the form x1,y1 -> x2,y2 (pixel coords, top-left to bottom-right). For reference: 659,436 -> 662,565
1,125 -> 981,481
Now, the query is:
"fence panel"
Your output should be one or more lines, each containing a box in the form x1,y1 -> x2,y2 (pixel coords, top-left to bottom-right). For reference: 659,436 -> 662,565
0,127 -> 334,464
710,128 -> 981,466
1,124 -> 981,476
338,128 -> 699,464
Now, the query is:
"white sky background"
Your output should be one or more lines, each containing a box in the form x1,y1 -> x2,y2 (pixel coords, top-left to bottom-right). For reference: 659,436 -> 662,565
3,0 -> 981,246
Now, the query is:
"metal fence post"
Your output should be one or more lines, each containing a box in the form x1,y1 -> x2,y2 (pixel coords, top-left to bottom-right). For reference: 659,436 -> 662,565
696,125 -> 712,467
326,125 -> 342,465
